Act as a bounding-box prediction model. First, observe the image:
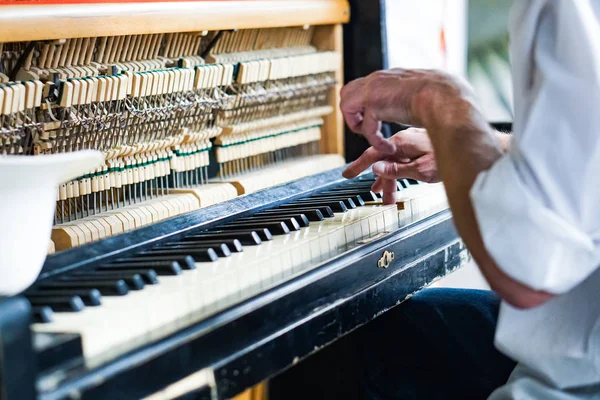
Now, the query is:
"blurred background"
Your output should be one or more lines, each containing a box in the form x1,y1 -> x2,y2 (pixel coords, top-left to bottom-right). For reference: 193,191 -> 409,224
466,0 -> 513,122
385,0 -> 513,122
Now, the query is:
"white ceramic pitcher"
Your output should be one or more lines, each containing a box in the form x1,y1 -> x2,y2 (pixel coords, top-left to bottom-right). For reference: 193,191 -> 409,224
0,150 -> 104,296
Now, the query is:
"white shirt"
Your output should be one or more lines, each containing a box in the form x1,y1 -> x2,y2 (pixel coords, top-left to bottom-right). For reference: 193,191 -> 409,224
469,1 -> 600,398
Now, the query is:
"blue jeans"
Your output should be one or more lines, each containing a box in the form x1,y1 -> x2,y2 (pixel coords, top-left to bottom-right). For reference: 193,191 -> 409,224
269,288 -> 517,400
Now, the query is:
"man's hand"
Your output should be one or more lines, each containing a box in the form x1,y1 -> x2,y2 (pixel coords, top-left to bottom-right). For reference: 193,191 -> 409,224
340,68 -> 476,151
342,127 -> 512,205
340,68 -> 554,309
342,128 -> 439,204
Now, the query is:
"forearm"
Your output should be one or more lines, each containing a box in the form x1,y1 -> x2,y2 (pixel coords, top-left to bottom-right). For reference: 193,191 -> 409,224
421,100 -> 553,308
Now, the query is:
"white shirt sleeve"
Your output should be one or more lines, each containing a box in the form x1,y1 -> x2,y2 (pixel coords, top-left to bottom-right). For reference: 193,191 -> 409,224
470,0 -> 600,294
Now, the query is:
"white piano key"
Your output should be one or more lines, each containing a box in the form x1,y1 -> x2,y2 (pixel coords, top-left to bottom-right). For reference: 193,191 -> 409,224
32,204 -> 401,367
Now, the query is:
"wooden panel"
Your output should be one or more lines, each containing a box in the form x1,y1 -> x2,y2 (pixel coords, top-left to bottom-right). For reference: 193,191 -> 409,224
232,382 -> 267,400
313,24 -> 345,157
0,0 -> 350,42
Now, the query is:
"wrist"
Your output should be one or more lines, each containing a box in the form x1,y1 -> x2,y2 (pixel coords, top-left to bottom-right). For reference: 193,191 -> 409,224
412,86 -> 479,132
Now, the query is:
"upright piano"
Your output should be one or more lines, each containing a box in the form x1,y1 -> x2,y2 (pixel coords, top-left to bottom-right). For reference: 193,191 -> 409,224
0,1 -> 469,399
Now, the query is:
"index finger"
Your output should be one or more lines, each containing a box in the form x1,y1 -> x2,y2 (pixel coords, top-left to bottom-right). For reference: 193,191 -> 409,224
342,147 -> 383,179
340,79 -> 365,132
381,177 -> 397,205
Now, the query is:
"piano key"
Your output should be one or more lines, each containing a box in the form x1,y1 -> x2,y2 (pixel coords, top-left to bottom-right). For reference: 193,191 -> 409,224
259,207 -> 332,218
155,244 -> 232,258
114,256 -> 196,270
75,270 -> 159,285
27,296 -> 86,312
329,181 -> 376,189
98,261 -> 183,276
33,204 -> 400,367
307,195 -> 365,206
226,217 -> 302,232
168,239 -> 243,253
279,200 -> 348,213
219,221 -> 290,235
137,249 -> 219,263
37,280 -> 129,296
201,228 -> 273,241
290,198 -> 357,209
243,213 -> 310,227
26,289 -> 102,306
253,211 -> 318,224
235,215 -> 308,228
60,274 -> 146,291
33,306 -> 54,323
340,180 -> 402,191
183,231 -> 262,245
321,190 -> 378,202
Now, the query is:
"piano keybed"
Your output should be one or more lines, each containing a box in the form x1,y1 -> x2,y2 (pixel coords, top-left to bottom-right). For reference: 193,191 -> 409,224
30,174 -> 448,373
0,25 -> 345,252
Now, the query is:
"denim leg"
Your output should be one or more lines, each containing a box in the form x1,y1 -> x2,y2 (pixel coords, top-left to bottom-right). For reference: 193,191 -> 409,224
269,288 -> 516,400
354,288 -> 517,400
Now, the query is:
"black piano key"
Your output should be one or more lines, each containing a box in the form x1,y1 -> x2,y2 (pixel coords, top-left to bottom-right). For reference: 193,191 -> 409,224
254,211 -> 318,223
169,239 -> 243,253
60,274 -> 146,291
307,195 -> 365,206
292,196 -> 356,205
114,256 -> 196,270
259,207 -> 331,219
155,243 -> 232,258
279,200 -> 356,212
345,185 -> 383,197
238,215 -> 309,228
406,178 -> 419,185
344,180 -> 402,191
330,182 -> 375,189
99,261 -> 182,276
220,221 -> 290,235
322,190 -> 378,202
201,228 -> 273,241
138,249 -> 218,263
183,231 -> 263,245
37,280 -> 129,296
26,289 -> 102,306
226,217 -> 301,232
281,200 -> 348,212
32,306 -> 54,323
27,296 -> 85,312
76,270 -> 159,285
